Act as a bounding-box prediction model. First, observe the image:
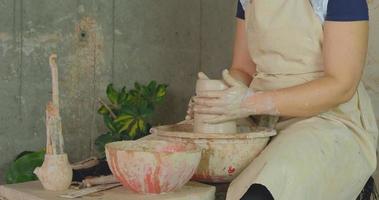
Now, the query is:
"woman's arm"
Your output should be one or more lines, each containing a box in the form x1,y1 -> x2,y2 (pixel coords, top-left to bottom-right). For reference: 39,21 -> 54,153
256,21 -> 369,117
194,21 -> 369,121
185,19 -> 254,120
230,19 -> 257,86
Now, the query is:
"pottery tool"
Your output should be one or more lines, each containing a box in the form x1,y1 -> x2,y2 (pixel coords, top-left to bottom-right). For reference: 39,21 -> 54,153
33,54 -> 73,191
82,175 -> 118,188
59,183 -> 122,199
71,157 -> 100,170
45,54 -> 64,155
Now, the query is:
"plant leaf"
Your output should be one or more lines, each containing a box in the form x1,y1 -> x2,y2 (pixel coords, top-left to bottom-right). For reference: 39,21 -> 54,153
97,105 -> 109,115
148,81 -> 157,91
5,150 -> 45,184
120,104 -> 139,116
114,114 -> 134,123
118,87 -> 128,103
156,84 -> 167,98
14,151 -> 35,161
138,119 -> 144,130
129,120 -> 139,139
106,84 -> 119,105
139,104 -> 154,118
120,132 -> 131,140
141,85 -> 150,97
118,118 -> 135,133
134,82 -> 141,91
104,115 -> 117,133
95,133 -> 119,158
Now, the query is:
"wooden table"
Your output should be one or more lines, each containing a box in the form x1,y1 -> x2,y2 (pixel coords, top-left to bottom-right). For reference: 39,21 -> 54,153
0,181 -> 216,200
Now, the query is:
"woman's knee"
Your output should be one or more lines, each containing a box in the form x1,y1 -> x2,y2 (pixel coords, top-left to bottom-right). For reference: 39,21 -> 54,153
240,184 -> 274,200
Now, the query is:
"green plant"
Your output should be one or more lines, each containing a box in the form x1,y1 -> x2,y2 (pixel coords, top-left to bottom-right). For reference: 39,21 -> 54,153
95,81 -> 168,157
5,150 -> 45,184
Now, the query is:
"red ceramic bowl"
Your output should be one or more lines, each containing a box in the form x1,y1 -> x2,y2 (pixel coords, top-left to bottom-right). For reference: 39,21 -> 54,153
105,140 -> 201,194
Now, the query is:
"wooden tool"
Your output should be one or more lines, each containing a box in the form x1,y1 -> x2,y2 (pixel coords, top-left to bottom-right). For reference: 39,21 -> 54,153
59,183 -> 122,199
82,175 -> 118,188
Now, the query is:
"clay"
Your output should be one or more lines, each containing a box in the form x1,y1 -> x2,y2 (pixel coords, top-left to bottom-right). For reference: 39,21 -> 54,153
151,121 -> 276,183
105,140 -> 201,194
34,154 -> 72,191
194,79 -> 237,134
34,54 -> 72,191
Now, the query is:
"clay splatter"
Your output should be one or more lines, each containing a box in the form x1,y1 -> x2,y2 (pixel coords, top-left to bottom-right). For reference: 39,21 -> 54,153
228,166 -> 236,175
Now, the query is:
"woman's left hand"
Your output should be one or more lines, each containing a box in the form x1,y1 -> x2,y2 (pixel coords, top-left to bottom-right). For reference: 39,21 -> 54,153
193,69 -> 257,123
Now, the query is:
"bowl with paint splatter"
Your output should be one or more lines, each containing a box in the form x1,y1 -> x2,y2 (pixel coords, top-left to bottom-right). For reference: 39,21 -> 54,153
105,140 -> 201,194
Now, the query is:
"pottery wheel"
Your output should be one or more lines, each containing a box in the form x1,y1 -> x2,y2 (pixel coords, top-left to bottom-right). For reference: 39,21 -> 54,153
151,122 -> 277,139
149,120 -> 276,183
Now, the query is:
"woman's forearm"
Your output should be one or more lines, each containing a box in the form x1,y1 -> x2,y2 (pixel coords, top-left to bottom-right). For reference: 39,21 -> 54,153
193,70 -> 360,122
229,19 -> 257,87
229,68 -> 253,86
249,75 -> 357,117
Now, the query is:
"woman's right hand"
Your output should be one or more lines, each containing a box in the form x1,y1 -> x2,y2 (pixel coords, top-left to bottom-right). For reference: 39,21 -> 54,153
184,72 -> 210,120
185,97 -> 195,120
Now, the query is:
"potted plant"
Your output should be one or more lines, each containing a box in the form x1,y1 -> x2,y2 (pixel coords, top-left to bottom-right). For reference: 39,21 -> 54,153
95,81 -> 168,157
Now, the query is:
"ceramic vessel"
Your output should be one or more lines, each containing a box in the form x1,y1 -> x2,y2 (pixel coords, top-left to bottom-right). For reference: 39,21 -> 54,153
105,140 -> 201,194
151,123 -> 276,183
194,79 -> 237,134
34,154 -> 72,191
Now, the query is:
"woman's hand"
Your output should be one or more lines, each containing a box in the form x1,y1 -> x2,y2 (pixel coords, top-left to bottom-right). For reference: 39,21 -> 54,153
184,97 -> 195,120
191,18 -> 258,123
194,69 -> 275,123
184,72 -> 210,120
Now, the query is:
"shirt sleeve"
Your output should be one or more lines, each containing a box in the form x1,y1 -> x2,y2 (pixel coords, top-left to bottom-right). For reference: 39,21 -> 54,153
236,0 -> 245,20
325,0 -> 369,21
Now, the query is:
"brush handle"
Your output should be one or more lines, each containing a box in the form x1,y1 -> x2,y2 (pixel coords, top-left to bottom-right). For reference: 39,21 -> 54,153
49,54 -> 60,111
46,54 -> 64,155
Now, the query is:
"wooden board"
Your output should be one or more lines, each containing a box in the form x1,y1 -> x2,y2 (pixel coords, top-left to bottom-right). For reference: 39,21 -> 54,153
0,181 -> 215,200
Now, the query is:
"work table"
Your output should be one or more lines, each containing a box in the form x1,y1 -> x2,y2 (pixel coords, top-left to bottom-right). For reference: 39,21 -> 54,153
0,181 -> 220,200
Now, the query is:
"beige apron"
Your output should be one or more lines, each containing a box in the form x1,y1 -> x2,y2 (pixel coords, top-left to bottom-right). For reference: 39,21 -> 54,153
226,0 -> 378,199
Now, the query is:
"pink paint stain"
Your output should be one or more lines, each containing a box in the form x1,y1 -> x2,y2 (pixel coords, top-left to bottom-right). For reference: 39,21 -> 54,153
192,173 -> 226,182
228,166 -> 236,174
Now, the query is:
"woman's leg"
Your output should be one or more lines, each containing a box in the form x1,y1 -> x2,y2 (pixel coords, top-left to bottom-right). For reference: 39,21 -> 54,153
240,184 -> 274,200
227,117 -> 374,200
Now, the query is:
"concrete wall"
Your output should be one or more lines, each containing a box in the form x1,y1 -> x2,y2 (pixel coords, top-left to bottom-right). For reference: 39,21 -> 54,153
0,0 -> 237,182
1,0 -> 379,187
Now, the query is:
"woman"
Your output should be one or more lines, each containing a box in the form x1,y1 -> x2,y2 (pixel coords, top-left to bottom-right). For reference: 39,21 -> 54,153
192,0 -> 378,199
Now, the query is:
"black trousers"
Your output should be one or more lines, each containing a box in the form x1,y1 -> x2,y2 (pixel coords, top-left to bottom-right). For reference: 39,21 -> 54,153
240,184 -> 274,200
